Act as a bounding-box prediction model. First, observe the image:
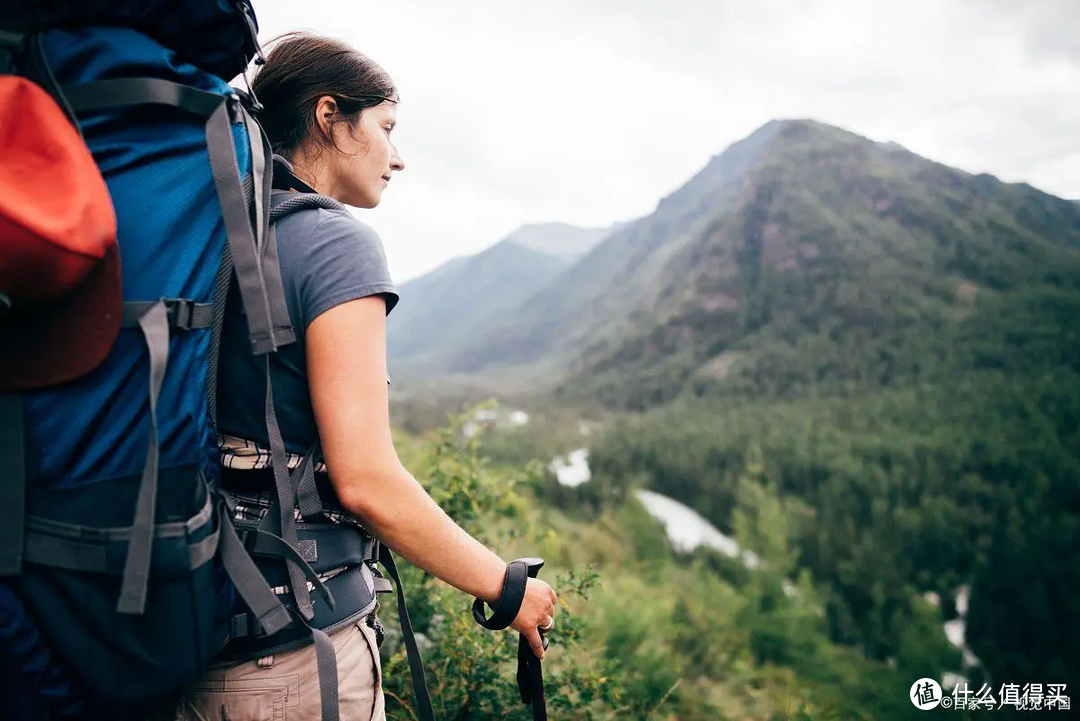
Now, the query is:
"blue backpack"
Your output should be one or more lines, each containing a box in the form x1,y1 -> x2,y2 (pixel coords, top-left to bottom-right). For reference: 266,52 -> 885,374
0,5 -> 438,719
0,3 -> 362,718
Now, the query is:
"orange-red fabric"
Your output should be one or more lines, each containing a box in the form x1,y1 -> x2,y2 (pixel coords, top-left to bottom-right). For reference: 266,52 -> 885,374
0,76 -> 122,390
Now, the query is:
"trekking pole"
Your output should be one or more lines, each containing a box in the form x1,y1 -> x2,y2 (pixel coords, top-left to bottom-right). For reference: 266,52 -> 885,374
516,558 -> 548,721
470,557 -> 549,720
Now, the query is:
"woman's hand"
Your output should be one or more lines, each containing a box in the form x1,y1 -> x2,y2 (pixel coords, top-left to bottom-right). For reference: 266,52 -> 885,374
511,577 -> 559,659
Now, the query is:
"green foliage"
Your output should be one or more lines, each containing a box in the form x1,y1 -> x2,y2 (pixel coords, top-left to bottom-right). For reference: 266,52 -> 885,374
382,407 -> 622,719
732,446 -> 826,673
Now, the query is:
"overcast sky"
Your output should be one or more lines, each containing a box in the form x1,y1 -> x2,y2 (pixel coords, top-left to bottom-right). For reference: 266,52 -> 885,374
251,0 -> 1079,283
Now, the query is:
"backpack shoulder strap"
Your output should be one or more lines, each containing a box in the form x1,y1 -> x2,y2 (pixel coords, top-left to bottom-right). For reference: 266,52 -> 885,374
269,192 -> 347,225
261,191 -> 344,370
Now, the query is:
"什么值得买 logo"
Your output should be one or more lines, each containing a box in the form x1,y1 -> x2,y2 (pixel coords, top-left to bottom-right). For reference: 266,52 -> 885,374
910,680 -> 1070,711
911,678 -> 943,710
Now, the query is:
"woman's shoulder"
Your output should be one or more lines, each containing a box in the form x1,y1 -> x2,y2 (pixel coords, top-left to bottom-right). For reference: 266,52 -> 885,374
311,208 -> 384,253
272,201 -> 388,268
269,196 -> 398,319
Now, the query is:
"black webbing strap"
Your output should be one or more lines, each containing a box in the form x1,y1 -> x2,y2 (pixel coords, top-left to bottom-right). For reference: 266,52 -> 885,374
22,523 -> 109,573
518,630 -> 548,721
116,301 -> 169,614
62,77 -> 224,117
121,299 -> 213,330
471,560 -> 529,630
378,546 -> 436,721
0,394 -> 25,576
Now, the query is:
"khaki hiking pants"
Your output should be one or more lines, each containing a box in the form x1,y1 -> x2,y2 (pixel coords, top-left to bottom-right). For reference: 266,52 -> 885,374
154,618 -> 386,721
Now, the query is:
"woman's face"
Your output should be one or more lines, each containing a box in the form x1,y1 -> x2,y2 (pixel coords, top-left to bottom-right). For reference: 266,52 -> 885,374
327,100 -> 404,209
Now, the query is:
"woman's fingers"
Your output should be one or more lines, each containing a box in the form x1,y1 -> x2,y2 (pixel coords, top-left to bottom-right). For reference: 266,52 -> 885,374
511,577 -> 560,656
525,627 -> 546,659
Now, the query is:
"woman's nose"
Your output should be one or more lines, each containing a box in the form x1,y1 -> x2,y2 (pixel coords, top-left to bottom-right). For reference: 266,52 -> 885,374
390,147 -> 405,172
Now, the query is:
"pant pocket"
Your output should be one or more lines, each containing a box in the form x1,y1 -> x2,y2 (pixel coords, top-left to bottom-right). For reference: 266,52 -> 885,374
176,668 -> 300,721
176,686 -> 287,721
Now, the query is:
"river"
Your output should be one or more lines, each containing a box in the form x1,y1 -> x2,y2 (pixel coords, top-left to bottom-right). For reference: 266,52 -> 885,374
550,448 -> 750,561
550,446 -> 981,682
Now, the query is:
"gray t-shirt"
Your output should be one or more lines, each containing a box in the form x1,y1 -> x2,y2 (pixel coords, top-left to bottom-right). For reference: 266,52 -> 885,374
217,197 -> 398,456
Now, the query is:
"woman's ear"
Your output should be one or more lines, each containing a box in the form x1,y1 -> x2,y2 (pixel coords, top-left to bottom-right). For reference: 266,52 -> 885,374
314,95 -> 339,139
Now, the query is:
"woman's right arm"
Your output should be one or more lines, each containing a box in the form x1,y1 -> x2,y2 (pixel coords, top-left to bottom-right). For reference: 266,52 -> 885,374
305,295 -> 557,657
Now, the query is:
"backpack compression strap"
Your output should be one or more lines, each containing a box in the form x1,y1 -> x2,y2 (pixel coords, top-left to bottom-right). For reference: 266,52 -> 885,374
115,301 -> 169,614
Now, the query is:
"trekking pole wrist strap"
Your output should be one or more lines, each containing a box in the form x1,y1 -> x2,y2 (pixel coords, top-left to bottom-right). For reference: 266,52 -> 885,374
472,559 -> 530,630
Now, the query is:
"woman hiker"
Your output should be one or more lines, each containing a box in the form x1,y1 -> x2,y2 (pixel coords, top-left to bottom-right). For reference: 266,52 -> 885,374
161,32 -> 558,720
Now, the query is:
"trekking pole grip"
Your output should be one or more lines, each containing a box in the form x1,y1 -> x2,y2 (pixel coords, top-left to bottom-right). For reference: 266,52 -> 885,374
522,558 -> 550,650
517,558 -> 548,720
471,557 -> 544,631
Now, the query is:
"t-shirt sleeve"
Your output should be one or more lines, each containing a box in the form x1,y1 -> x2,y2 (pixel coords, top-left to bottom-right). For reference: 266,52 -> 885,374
294,211 -> 399,328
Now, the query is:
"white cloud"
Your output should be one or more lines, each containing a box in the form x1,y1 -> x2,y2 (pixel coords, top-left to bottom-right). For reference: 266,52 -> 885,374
250,0 -> 1080,282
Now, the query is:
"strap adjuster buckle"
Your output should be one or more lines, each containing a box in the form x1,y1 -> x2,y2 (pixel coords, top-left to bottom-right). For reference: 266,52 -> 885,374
163,298 -> 197,330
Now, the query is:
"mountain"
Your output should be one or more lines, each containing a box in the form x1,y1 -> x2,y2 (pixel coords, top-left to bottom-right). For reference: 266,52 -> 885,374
500,222 -> 609,263
423,119 -> 1080,409
426,120 -> 784,376
387,223 -> 608,367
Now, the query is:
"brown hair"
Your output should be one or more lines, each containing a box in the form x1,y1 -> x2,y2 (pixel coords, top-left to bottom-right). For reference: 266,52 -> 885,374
251,32 -> 397,159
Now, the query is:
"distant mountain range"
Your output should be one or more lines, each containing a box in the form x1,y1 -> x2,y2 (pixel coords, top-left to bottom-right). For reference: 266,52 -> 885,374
388,119 -> 1080,410
387,223 -> 609,367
